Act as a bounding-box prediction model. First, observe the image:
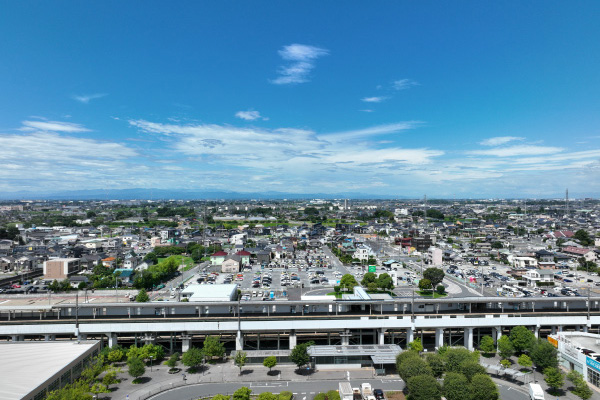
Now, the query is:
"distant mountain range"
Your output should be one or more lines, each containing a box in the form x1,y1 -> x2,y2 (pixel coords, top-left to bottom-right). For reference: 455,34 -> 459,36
0,188 -> 413,201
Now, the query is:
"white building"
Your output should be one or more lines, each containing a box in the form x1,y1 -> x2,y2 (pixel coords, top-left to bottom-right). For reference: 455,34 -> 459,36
427,247 -> 443,266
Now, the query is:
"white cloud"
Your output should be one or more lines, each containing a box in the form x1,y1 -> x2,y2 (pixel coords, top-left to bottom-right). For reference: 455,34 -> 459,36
324,121 -> 420,142
479,136 -> 525,146
235,110 -> 268,121
392,79 -> 418,90
72,93 -> 107,104
361,96 -> 387,103
271,44 -> 329,85
20,120 -> 91,133
359,109 -> 374,113
467,145 -> 563,157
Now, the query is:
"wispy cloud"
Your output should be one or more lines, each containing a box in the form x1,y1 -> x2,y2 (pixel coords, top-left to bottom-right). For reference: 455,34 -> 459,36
235,110 -> 269,121
479,136 -> 525,146
392,79 -> 418,90
359,109 -> 374,113
271,44 -> 329,85
20,120 -> 91,133
361,96 -> 387,103
324,121 -> 421,142
72,93 -> 107,104
467,145 -> 563,157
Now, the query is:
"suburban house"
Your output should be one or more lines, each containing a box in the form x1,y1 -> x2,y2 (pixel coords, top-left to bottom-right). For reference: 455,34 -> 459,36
221,255 -> 241,273
234,250 -> 251,266
511,256 -> 538,270
562,246 -> 597,262
524,269 -> 555,287
210,251 -> 228,266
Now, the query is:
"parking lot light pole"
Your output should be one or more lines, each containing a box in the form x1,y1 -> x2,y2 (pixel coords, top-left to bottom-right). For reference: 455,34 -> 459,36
150,356 -> 153,372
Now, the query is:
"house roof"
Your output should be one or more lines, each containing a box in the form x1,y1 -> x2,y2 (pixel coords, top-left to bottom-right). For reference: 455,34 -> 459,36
235,250 -> 251,256
211,251 -> 228,257
563,246 -> 593,255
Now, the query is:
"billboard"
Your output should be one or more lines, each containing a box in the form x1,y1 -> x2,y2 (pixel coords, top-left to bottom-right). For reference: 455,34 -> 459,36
368,265 -> 377,273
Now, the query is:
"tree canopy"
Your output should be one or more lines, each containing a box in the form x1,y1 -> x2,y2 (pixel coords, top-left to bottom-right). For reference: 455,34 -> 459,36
423,268 -> 445,288
509,326 -> 535,353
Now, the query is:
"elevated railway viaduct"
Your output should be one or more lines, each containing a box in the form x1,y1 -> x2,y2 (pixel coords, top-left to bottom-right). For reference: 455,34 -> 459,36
1,296 -> 599,353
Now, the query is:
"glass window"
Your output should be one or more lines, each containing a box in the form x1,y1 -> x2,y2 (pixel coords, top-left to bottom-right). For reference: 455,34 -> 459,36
588,367 -> 600,388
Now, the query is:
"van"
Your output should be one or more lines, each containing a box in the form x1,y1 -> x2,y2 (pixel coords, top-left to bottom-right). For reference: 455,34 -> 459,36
528,383 -> 545,400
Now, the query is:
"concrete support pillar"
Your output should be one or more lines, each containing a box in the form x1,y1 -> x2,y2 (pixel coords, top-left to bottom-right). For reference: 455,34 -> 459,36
11,335 -> 24,342
534,326 -> 540,338
378,329 -> 386,345
289,330 -> 297,349
575,325 -> 581,332
107,334 -> 118,348
584,325 -> 589,333
78,333 -> 87,341
341,330 -> 351,346
435,328 -> 444,349
182,335 -> 192,353
558,326 -> 564,332
551,326 -> 557,335
235,331 -> 243,351
406,328 -> 414,345
493,327 -> 502,343
257,333 -> 261,350
464,328 -> 474,351
44,334 -> 56,341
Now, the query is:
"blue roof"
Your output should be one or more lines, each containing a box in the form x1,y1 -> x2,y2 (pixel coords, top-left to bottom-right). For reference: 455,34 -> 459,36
113,269 -> 134,277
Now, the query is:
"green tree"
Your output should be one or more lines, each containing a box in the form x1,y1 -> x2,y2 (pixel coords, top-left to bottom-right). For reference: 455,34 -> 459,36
574,229 -> 593,246
212,395 -> 231,400
279,391 -> 294,400
203,335 -> 225,359
397,354 -> 432,382
423,267 -> 445,288
326,390 -> 341,400
435,285 -> 445,295
443,372 -> 470,400
500,359 -> 511,369
46,381 -> 94,400
258,393 -> 277,400
263,356 -> 277,372
460,360 -> 486,382
530,339 -> 558,370
90,382 -> 110,396
479,335 -> 495,354
509,326 -> 535,353
181,347 -> 204,371
313,394 -> 326,400
568,370 -> 593,400
376,273 -> 394,291
102,370 -> 120,390
107,348 -> 125,363
234,351 -> 247,374
425,352 -> 445,378
166,352 -> 179,370
408,338 -> 424,352
136,288 -> 150,302
470,374 -> 499,400
497,336 -> 514,359
406,374 -> 442,400
418,278 -> 432,292
233,386 -> 252,400
127,357 -> 146,381
290,342 -> 312,369
361,272 -> 377,286
518,354 -> 533,370
443,347 -> 479,373
339,274 -> 358,292
544,367 -> 564,393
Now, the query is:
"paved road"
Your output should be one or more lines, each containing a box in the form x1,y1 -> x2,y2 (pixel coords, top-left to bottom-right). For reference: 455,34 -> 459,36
148,378 -> 529,400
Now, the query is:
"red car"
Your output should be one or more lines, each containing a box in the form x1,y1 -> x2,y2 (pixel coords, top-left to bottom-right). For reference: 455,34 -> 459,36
11,284 -> 21,288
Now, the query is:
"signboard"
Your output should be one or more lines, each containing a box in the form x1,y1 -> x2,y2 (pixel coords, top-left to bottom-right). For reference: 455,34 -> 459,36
587,357 -> 600,372
368,265 -> 377,273
548,336 -> 558,348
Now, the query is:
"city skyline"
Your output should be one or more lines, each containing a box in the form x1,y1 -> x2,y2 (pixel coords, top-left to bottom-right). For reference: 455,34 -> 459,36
1,2 -> 600,198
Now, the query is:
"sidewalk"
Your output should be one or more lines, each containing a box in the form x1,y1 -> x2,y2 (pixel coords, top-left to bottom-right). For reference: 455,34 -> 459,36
482,356 -> 600,400
107,361 -> 390,400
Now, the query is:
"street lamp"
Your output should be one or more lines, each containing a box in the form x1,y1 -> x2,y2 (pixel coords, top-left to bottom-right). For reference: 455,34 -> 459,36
149,355 -> 154,372
182,373 -> 187,384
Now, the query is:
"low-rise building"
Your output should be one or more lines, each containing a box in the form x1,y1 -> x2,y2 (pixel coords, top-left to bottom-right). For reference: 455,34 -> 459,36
43,258 -> 80,280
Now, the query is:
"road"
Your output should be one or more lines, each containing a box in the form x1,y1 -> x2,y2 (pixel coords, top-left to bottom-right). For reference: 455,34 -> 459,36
150,261 -> 209,300
149,378 -> 529,400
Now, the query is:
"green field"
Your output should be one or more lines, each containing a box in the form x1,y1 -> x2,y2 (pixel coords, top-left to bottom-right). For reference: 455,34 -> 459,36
158,256 -> 195,271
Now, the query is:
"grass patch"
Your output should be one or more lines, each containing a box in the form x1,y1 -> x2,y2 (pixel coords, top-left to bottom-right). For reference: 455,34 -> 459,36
366,290 -> 396,297
327,292 -> 342,299
416,290 -> 447,298
159,255 -> 194,270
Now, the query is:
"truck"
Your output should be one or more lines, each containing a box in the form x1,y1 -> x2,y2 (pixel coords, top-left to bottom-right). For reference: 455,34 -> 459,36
338,382 -> 354,400
528,383 -> 545,400
361,383 -> 376,400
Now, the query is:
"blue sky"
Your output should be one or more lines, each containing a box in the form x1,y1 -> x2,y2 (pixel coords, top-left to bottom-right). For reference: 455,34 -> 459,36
1,1 -> 600,198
